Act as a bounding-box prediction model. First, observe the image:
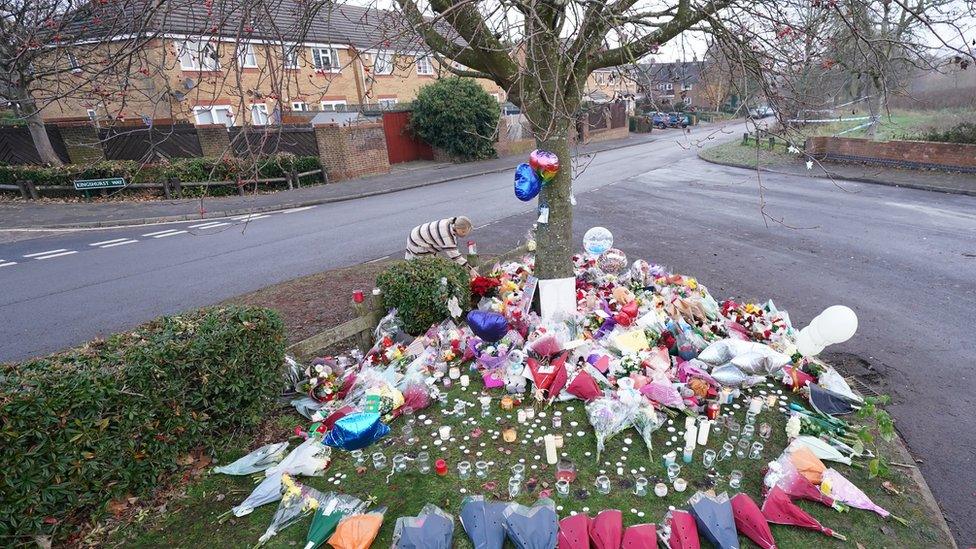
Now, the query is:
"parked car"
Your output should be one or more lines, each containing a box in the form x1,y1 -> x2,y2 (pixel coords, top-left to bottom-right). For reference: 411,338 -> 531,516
667,112 -> 689,128
651,111 -> 670,129
748,106 -> 775,119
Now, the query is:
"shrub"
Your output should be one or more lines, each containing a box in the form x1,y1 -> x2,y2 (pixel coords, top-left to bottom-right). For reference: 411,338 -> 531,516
410,77 -> 500,161
914,122 -> 976,145
375,257 -> 471,335
0,306 -> 285,540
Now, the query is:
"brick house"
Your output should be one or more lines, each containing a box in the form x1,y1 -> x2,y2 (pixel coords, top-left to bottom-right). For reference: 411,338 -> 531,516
37,2 -> 505,126
632,62 -> 704,109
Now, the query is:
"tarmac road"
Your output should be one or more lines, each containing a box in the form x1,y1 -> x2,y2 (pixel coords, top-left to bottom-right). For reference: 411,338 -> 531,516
1,121 -> 974,543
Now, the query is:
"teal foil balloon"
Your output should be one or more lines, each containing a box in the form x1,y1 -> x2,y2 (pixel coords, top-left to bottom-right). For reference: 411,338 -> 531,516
323,412 -> 390,451
514,163 -> 542,201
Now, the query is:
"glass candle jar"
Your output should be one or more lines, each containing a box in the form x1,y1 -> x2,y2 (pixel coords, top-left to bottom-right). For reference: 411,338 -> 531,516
595,475 -> 611,495
706,400 -> 721,420
511,463 -> 525,481
634,476 -> 649,497
556,479 -> 571,497
667,463 -> 681,482
742,424 -> 755,441
458,460 -> 472,480
449,366 -> 461,380
372,452 -> 387,470
729,470 -> 743,489
525,407 -> 535,420
501,396 -> 514,410
555,459 -> 576,482
416,451 -> 431,474
749,442 -> 764,460
508,477 -> 521,498
702,449 -> 717,468
475,460 -> 489,478
759,422 -> 772,440
718,442 -> 734,461
393,453 -> 408,473
439,426 -> 452,440
502,427 -> 517,443
552,414 -> 563,429
402,422 -> 415,444
663,451 -> 677,467
673,478 -> 687,492
435,459 -> 448,476
745,411 -> 758,427
460,374 -> 471,388
736,438 -> 750,459
351,449 -> 364,465
654,482 -> 668,497
454,400 -> 466,415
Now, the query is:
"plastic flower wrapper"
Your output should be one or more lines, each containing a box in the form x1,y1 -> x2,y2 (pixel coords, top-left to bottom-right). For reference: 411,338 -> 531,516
256,474 -> 329,545
391,503 -> 455,549
394,372 -> 432,419
631,404 -> 665,458
816,366 -> 863,403
764,453 -> 839,511
328,507 -> 387,549
639,379 -> 685,410
586,396 -> 639,460
820,468 -> 907,524
786,436 -> 852,466
676,359 -> 719,388
502,498 -> 559,549
265,437 -> 331,478
233,473 -> 288,517
214,442 -> 290,475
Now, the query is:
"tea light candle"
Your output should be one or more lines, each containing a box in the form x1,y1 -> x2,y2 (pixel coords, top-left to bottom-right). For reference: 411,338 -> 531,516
696,420 -> 711,446
673,478 -> 687,492
439,426 -> 451,440
501,396 -> 514,410
502,427 -> 517,443
544,434 -> 558,464
460,374 -> 470,388
654,482 -> 668,497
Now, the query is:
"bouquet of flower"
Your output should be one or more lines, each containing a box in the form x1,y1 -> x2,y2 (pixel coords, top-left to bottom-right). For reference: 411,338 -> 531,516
632,404 -> 666,458
471,275 -> 502,300
586,396 -> 638,460
298,357 -> 353,402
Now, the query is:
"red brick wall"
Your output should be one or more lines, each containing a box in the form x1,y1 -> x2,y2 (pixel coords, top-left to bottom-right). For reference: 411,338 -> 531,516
314,123 -> 390,181
805,136 -> 976,172
196,125 -> 232,158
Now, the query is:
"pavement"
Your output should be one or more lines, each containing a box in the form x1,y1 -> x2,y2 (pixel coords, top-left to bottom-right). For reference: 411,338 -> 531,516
0,129 -> 696,230
1,120 -> 974,544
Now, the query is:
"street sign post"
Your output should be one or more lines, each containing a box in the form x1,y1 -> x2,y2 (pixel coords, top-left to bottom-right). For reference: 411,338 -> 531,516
73,177 -> 126,191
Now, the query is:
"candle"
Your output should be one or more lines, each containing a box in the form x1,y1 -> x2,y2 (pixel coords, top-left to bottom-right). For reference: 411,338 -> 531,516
438,426 -> 451,440
749,396 -> 763,415
719,387 -> 732,404
435,458 -> 448,476
449,367 -> 461,380
697,420 -> 711,446
501,396 -> 514,410
684,415 -> 696,430
682,445 -> 694,464
371,287 -> 381,296
654,482 -> 668,497
517,410 -> 527,423
552,414 -> 563,428
766,394 -> 778,408
502,427 -> 517,443
706,400 -> 721,420
352,290 -> 364,303
544,434 -> 558,464
673,478 -> 687,492
460,375 -> 470,388
663,451 -> 676,467
553,434 -> 564,448
525,407 -> 535,420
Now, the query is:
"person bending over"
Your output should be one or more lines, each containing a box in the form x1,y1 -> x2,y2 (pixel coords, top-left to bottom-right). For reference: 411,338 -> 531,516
405,216 -> 478,275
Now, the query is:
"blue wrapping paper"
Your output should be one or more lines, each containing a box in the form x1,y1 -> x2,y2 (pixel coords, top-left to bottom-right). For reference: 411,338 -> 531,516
323,412 -> 390,451
514,163 -> 542,201
467,310 -> 509,343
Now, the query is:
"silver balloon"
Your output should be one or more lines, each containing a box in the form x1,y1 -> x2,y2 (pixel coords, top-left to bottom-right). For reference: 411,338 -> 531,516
583,226 -> 613,256
597,248 -> 628,275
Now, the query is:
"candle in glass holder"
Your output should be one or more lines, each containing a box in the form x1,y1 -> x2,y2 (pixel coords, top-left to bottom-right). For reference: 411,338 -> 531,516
435,458 -> 448,476
525,407 -> 535,420
553,434 -> 564,448
556,479 -> 571,497
555,459 -> 576,482
460,374 -> 470,388
501,396 -> 514,410
748,396 -> 763,415
517,409 -> 527,423
706,400 -> 721,420
654,482 -> 668,497
719,387 -> 733,404
352,290 -> 365,303
449,367 -> 461,380
438,426 -> 451,440
663,451 -> 677,467
552,414 -> 563,428
595,475 -> 611,495
502,427 -> 517,443
634,476 -> 649,496
673,478 -> 687,492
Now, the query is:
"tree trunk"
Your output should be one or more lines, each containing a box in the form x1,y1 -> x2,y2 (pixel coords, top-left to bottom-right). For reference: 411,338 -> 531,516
533,117 -> 574,280
21,97 -> 63,166
865,75 -> 882,140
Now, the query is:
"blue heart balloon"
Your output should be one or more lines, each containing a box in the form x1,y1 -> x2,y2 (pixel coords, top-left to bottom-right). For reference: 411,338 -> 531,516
467,310 -> 509,343
514,163 -> 542,201
322,412 -> 390,451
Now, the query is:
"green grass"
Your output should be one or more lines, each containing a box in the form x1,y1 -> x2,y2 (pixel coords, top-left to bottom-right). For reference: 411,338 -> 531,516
699,139 -> 798,169
784,108 -> 976,141
107,381 -> 949,548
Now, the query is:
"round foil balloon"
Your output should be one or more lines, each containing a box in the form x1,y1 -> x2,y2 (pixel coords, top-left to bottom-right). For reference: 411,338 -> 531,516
514,163 -> 542,201
597,248 -> 628,274
583,226 -> 613,256
529,149 -> 560,182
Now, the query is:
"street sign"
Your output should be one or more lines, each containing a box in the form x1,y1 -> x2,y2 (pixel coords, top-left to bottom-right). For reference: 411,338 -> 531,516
73,177 -> 126,190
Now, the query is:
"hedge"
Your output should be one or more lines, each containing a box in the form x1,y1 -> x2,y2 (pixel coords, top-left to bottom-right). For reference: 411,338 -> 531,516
0,154 -> 321,187
410,78 -> 500,161
375,256 -> 471,335
0,306 -> 285,540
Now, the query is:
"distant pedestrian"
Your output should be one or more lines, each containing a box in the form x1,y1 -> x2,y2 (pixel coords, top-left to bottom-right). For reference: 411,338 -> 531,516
405,216 -> 478,275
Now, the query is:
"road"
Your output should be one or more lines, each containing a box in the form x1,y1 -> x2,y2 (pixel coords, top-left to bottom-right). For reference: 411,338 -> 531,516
2,122 -> 975,543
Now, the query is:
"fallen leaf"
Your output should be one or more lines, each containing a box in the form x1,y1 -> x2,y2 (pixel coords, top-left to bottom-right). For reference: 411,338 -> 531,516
107,499 -> 129,517
881,481 -> 902,495
215,493 -> 226,502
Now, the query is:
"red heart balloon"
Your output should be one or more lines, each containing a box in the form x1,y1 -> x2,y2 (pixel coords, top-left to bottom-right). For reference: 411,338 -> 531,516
621,301 -> 639,319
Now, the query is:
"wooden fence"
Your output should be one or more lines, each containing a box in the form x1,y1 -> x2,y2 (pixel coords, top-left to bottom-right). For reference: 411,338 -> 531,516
98,125 -> 203,161
0,126 -> 70,165
229,126 -> 319,157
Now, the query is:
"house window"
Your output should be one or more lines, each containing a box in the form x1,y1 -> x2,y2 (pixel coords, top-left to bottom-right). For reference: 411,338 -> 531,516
193,106 -> 234,126
373,51 -> 394,75
282,45 -> 300,69
179,40 -> 220,71
250,104 -> 270,125
86,108 -> 97,121
377,98 -> 397,108
312,48 -> 339,72
237,43 -> 257,68
320,100 -> 347,111
681,83 -> 693,91
291,101 -> 308,111
416,55 -> 433,75
68,53 -> 82,73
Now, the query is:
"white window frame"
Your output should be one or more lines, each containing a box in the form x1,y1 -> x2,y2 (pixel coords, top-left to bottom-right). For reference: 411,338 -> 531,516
320,100 -> 347,111
237,43 -> 257,68
68,52 -> 82,73
377,97 -> 398,107
179,40 -> 220,71
373,51 -> 394,75
681,82 -> 693,91
250,103 -> 270,126
291,101 -> 308,111
416,55 -> 433,75
311,47 -> 340,72
86,108 -> 97,121
282,45 -> 300,69
193,105 -> 234,127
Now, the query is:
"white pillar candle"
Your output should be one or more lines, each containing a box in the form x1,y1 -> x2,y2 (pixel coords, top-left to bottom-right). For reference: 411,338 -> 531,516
460,375 -> 470,388
696,420 -> 711,446
544,434 -> 558,464
749,396 -> 763,415
438,426 -> 451,440
684,425 -> 698,446
684,415 -> 696,430
448,367 -> 461,380
517,410 -> 527,423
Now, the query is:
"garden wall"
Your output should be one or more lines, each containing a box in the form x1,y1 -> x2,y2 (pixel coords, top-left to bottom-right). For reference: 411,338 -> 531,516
805,136 -> 976,173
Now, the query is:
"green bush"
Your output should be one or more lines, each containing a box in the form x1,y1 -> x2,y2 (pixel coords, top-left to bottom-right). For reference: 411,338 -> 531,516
914,122 -> 976,145
410,77 -> 500,161
0,306 -> 285,540
375,257 -> 471,335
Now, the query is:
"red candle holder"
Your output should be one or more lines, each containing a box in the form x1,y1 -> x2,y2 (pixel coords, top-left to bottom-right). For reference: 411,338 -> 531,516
435,458 -> 448,476
706,401 -> 721,420
352,290 -> 365,303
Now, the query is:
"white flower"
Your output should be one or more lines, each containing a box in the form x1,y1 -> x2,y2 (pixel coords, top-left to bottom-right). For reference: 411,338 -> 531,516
314,364 -> 325,374
787,145 -> 799,154
805,160 -> 814,170
440,277 -> 448,285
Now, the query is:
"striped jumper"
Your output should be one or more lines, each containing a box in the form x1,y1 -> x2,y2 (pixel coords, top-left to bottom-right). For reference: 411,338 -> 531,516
405,217 -> 468,267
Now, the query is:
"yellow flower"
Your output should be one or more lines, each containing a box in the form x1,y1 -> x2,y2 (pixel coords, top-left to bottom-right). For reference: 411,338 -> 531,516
744,303 -> 761,315
685,277 -> 698,290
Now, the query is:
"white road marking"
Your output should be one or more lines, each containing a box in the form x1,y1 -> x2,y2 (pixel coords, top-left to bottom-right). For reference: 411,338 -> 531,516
0,261 -> 17,267
89,238 -> 130,247
230,214 -> 271,221
142,228 -> 181,237
24,248 -> 67,258
35,250 -> 78,260
153,230 -> 187,238
281,205 -> 317,214
188,221 -> 226,229
99,239 -> 138,248
366,255 -> 390,264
